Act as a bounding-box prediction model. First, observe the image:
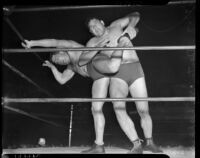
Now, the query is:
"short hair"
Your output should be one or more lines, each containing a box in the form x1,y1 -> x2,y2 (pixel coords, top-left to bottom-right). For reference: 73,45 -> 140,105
49,52 -> 57,62
85,17 -> 105,28
85,17 -> 96,28
49,51 -> 69,64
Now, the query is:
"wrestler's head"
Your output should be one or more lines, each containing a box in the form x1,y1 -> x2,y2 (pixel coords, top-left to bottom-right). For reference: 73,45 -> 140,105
87,18 -> 106,37
50,51 -> 70,65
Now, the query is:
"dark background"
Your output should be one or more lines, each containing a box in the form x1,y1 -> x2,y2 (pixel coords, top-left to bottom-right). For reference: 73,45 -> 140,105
2,4 -> 195,148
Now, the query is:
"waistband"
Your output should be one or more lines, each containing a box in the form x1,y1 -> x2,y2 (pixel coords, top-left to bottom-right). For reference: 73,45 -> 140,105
121,60 -> 140,64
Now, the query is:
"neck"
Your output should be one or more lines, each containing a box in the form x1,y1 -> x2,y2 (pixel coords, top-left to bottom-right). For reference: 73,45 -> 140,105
103,28 -> 108,35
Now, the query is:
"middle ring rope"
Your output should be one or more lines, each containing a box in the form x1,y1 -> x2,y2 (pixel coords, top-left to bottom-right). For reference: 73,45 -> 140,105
2,97 -> 195,103
2,45 -> 195,53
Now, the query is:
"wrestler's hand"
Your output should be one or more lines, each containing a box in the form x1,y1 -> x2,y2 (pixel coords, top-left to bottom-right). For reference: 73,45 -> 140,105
96,36 -> 109,47
97,41 -> 108,47
42,60 -> 55,69
21,39 -> 32,49
123,26 -> 138,40
118,36 -> 131,47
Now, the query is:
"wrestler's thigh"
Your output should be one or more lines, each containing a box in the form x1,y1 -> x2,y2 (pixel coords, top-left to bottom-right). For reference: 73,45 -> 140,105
129,77 -> 149,112
110,78 -> 129,109
110,78 -> 129,97
92,77 -> 110,98
92,77 -> 110,111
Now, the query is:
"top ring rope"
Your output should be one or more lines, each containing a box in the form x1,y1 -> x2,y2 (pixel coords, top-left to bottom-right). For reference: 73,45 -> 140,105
2,45 -> 195,53
7,5 -> 131,12
4,2 -> 196,13
168,0 -> 196,5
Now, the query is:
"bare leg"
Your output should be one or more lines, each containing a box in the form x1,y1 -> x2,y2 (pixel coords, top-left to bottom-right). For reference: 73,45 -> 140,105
91,78 -> 110,145
129,77 -> 162,153
109,78 -> 139,141
81,77 -> 109,154
129,77 -> 152,138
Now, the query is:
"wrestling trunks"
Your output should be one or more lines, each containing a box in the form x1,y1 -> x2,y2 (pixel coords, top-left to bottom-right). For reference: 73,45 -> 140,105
87,55 -> 144,86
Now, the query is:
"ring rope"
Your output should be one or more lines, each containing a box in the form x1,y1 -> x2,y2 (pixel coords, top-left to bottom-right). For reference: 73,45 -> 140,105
2,97 -> 195,103
3,105 -> 64,127
2,46 -> 195,53
4,18 -> 25,42
168,0 -> 196,5
7,5 -> 132,12
4,18 -> 44,62
2,60 -> 54,97
4,2 -> 196,13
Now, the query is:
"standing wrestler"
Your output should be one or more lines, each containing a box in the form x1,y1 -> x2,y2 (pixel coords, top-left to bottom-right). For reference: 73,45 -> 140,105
79,12 -> 163,154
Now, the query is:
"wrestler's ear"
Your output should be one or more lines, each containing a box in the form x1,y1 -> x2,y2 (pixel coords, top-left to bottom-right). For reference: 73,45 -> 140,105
135,27 -> 139,34
100,20 -> 105,26
49,52 -> 54,62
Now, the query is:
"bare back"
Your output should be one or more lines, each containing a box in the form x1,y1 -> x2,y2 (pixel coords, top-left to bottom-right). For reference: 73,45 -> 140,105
67,50 -> 89,77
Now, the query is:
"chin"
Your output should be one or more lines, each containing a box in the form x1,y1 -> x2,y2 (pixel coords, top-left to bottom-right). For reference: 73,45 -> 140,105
58,63 -> 68,66
96,33 -> 103,37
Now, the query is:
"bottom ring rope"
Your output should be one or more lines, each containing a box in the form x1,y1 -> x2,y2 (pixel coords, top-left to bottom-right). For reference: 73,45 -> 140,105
2,97 -> 195,103
3,105 -> 64,127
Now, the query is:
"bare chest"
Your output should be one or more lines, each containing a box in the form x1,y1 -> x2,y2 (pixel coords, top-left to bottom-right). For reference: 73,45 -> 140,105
106,27 -> 123,47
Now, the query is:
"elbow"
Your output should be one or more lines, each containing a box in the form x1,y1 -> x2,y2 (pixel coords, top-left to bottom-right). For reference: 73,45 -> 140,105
59,81 -> 65,85
134,12 -> 140,18
58,79 -> 67,85
130,12 -> 140,18
129,12 -> 140,25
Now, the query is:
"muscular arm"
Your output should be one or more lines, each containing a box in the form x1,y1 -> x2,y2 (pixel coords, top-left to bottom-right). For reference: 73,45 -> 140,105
78,38 -> 99,66
110,12 -> 140,39
23,39 -> 83,48
50,66 -> 75,85
110,12 -> 140,28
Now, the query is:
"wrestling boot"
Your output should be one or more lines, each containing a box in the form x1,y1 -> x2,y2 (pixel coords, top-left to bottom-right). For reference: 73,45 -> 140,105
81,143 -> 105,154
143,138 -> 163,153
128,139 -> 143,154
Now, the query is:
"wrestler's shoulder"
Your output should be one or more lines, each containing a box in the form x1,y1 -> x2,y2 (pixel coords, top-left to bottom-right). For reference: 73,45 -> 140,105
69,40 -> 84,47
108,23 -> 121,30
86,37 -> 99,46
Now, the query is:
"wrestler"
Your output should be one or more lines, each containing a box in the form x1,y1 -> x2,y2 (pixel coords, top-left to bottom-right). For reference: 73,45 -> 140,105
21,37 -> 126,83
80,12 -> 163,154
22,39 -> 89,81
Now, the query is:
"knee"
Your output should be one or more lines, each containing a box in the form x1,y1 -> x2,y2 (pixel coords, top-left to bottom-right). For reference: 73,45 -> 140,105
91,104 -> 103,114
138,108 -> 150,118
113,103 -> 127,116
